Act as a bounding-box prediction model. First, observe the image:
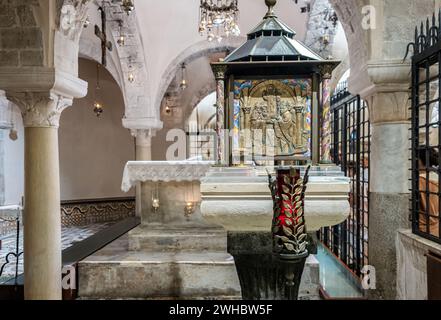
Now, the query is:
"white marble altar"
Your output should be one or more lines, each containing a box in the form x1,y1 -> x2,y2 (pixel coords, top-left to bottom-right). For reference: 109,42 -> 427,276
79,161 -> 241,299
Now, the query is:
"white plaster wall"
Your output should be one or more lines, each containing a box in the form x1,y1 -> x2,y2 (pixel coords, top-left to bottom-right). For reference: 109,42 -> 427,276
3,105 -> 24,206
59,58 -> 135,201
188,92 -> 216,130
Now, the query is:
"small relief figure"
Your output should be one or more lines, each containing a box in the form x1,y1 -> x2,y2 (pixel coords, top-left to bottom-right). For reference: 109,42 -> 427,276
262,84 -> 280,119
251,102 -> 269,123
272,102 -> 297,155
251,102 -> 269,157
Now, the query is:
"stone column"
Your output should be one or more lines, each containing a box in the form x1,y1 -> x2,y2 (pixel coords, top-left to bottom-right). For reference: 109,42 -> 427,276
132,129 -> 155,218
356,61 -> 411,300
6,92 -> 73,300
212,65 -> 227,165
320,66 -> 333,164
0,94 -> 10,205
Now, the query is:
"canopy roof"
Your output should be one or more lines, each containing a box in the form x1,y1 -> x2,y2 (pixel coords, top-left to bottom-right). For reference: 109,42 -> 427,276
225,1 -> 325,62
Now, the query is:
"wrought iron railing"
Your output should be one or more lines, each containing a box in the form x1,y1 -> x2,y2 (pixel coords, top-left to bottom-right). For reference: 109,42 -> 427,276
408,11 -> 441,244
319,89 -> 370,278
186,131 -> 217,161
0,206 -> 23,285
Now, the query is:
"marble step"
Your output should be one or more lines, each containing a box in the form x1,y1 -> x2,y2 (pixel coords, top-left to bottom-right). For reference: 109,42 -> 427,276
128,226 -> 228,252
78,239 -> 241,300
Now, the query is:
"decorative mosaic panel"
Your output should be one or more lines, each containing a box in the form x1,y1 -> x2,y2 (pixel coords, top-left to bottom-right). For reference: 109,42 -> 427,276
61,198 -> 136,227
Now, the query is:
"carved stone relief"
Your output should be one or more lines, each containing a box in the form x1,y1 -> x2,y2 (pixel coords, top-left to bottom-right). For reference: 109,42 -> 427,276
234,80 -> 310,159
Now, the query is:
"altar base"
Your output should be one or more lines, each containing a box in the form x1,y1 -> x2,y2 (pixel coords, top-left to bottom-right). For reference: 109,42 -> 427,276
78,161 -> 241,300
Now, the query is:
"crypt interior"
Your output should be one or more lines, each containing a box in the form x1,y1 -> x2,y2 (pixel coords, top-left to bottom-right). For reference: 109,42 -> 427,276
0,0 -> 441,301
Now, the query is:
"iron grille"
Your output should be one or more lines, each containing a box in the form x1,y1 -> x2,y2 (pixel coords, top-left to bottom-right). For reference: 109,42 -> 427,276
319,86 -> 370,277
408,12 -> 441,244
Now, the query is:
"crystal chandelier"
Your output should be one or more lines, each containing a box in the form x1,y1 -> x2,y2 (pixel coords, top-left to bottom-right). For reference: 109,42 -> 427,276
198,0 -> 241,43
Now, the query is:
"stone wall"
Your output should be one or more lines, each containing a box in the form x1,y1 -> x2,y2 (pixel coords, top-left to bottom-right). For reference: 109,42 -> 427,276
0,0 -> 44,67
397,229 -> 441,300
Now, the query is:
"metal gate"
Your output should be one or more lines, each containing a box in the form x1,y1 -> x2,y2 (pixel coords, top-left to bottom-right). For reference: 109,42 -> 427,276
319,84 -> 370,277
407,13 -> 441,244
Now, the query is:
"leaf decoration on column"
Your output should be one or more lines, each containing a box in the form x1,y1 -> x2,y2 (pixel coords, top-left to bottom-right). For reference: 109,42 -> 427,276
268,166 -> 311,255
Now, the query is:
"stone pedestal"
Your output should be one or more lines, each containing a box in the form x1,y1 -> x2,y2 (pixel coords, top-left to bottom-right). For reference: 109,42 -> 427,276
199,166 -> 349,300
200,166 -> 350,232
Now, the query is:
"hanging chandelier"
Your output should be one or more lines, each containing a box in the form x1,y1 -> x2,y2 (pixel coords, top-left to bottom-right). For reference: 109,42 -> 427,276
93,63 -> 104,117
121,0 -> 134,16
198,0 -> 241,43
179,63 -> 188,91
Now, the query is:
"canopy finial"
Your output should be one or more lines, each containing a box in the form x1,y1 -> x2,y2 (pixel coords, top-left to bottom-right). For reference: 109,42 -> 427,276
265,0 -> 277,18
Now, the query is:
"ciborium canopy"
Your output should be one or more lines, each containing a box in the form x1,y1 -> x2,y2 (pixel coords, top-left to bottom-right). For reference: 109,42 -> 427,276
211,0 -> 340,166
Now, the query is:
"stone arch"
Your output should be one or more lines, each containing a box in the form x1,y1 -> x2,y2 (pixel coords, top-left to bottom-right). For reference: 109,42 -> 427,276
185,83 -> 217,121
330,54 -> 350,91
327,0 -> 370,93
154,37 -> 246,115
184,86 -> 217,131
78,37 -> 125,96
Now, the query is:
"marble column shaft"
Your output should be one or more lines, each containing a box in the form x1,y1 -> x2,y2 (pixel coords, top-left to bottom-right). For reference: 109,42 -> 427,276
7,92 -> 72,300
320,77 -> 332,164
212,65 -> 227,166
132,129 -> 154,218
365,88 -> 411,300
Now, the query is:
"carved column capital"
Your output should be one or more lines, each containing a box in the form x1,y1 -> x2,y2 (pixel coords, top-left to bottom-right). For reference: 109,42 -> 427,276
366,90 -> 410,125
212,64 -> 228,80
349,59 -> 411,124
131,129 -> 157,147
318,64 -> 334,80
6,92 -> 72,128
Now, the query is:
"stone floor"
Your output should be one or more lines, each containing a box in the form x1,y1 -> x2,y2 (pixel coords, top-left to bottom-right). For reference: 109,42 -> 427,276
0,222 -> 116,283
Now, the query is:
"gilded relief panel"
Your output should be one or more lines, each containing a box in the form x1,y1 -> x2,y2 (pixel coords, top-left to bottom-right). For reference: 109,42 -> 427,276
233,79 -> 312,161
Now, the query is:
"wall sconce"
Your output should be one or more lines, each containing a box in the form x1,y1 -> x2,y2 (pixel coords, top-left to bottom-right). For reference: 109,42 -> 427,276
151,182 -> 160,213
184,202 -> 195,218
184,182 -> 196,218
